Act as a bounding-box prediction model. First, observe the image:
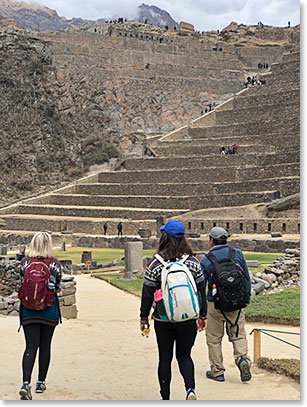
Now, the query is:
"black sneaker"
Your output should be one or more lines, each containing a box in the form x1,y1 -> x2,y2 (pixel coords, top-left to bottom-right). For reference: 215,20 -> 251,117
238,356 -> 252,382
206,370 -> 225,382
35,381 -> 46,393
19,382 -> 32,400
186,388 -> 197,400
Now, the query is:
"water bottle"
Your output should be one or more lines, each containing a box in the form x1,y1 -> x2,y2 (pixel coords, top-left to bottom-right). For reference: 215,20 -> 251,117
142,324 -> 150,338
212,284 -> 217,297
154,289 -> 168,320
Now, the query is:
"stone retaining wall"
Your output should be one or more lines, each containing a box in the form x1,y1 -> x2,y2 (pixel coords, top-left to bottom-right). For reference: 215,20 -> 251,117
0,262 -> 77,318
250,248 -> 300,295
71,177 -> 299,197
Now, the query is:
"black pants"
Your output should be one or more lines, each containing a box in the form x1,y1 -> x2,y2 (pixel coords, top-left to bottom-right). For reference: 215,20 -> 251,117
154,319 -> 197,400
22,323 -> 55,383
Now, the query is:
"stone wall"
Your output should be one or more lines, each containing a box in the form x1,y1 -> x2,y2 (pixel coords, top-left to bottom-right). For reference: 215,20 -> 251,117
0,262 -> 77,318
250,248 -> 300,295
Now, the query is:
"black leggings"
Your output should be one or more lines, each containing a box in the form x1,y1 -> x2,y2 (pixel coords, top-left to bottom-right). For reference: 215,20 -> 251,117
22,323 -> 55,383
154,320 -> 197,400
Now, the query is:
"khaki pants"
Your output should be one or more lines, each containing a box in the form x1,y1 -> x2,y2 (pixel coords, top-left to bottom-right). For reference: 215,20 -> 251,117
206,301 -> 251,377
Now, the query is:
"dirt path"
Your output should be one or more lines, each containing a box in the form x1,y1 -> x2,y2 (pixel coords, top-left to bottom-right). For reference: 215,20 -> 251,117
0,274 -> 300,400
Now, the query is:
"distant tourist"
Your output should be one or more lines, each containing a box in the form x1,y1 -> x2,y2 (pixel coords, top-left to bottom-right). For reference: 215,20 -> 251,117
117,222 -> 123,237
18,232 -> 62,400
232,144 -> 238,154
288,21 -> 291,28
200,227 -> 252,383
103,223 -> 108,235
201,108 -> 204,115
220,146 -> 226,155
140,220 -> 207,400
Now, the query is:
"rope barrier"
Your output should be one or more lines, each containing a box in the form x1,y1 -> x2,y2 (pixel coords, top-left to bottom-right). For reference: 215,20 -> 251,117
250,328 -> 300,349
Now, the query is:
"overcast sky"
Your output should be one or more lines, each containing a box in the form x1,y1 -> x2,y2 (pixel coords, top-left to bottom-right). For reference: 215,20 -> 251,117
26,0 -> 300,31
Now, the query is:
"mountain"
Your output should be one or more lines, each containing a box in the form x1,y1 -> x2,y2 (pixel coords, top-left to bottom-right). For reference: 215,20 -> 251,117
136,3 -> 178,28
0,0 -> 179,32
0,0 -> 70,30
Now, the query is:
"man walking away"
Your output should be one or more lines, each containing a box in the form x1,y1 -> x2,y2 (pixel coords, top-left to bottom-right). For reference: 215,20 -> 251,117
200,227 -> 252,383
117,222 -> 123,238
103,222 -> 107,235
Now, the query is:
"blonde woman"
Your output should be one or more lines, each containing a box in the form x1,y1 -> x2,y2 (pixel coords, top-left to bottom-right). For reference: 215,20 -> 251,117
18,232 -> 62,400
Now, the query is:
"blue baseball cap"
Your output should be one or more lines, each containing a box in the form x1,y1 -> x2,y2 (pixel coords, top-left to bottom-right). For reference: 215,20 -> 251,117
160,220 -> 185,238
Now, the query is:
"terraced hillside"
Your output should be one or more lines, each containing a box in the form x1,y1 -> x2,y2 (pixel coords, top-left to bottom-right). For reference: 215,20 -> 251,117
0,51 -> 299,237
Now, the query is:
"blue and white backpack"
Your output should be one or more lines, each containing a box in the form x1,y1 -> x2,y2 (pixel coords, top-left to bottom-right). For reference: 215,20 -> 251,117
155,254 -> 200,322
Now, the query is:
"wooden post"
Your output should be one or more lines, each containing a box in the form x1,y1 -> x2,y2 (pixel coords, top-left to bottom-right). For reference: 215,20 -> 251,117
253,330 -> 261,364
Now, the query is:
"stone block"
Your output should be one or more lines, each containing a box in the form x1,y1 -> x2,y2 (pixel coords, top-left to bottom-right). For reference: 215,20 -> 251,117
62,275 -> 75,282
246,260 -> 259,268
60,287 -> 76,296
0,301 -> 8,310
138,228 -> 151,238
81,251 -> 92,263
260,273 -> 277,285
61,304 -> 77,319
124,241 -> 143,276
63,294 -> 76,306
60,281 -> 76,289
0,245 -> 8,255
271,232 -> 283,238
253,276 -> 270,289
253,281 -> 265,294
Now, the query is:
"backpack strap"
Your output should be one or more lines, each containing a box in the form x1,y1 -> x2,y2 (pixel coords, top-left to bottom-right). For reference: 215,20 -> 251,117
206,251 -> 218,265
222,309 -> 241,337
180,254 -> 190,264
154,254 -> 168,267
228,247 -> 235,260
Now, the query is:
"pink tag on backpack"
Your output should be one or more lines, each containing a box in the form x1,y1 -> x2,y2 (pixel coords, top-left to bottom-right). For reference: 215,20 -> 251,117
154,289 -> 163,302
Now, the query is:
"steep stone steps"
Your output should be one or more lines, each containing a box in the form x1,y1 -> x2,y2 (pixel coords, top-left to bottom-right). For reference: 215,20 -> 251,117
67,176 -> 299,197
46,194 -> 191,210
189,117 -> 299,138
214,103 -> 299,126
122,152 -> 298,171
7,204 -> 187,220
155,131 -> 299,147
5,190 -> 278,216
152,144 -> 273,157
0,214 -> 156,235
233,88 -> 299,109
155,132 -> 299,148
97,163 -> 299,184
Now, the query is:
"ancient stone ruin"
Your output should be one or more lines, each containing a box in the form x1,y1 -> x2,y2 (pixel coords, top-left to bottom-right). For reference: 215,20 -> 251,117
250,248 -> 300,295
0,48 -> 299,241
0,262 -> 77,318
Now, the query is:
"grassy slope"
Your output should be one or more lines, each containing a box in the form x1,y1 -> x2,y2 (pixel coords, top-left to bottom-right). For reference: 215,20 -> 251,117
52,247 -> 282,265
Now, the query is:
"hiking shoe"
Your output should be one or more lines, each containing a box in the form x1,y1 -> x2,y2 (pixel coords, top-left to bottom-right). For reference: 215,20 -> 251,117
206,370 -> 225,382
238,356 -> 252,382
19,382 -> 32,400
186,388 -> 197,400
35,381 -> 46,393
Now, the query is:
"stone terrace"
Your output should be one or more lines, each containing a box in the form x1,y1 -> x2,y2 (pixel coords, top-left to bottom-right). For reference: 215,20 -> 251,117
0,52 -> 300,237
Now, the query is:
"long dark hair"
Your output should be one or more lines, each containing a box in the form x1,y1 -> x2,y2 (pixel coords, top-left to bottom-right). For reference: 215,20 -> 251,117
157,231 -> 194,261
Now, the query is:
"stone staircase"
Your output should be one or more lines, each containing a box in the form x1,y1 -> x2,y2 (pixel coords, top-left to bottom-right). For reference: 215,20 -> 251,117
0,52 -> 300,237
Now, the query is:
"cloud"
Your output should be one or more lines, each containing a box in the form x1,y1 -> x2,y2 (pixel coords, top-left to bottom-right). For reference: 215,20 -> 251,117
15,0 -> 300,31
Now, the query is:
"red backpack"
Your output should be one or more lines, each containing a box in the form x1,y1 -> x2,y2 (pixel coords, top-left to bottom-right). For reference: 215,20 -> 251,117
18,257 -> 55,310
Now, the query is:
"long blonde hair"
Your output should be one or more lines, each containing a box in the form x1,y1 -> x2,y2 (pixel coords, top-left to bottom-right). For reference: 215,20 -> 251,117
28,232 -> 53,258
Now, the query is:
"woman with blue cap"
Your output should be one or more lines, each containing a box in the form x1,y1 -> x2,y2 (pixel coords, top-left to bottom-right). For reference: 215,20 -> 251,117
140,219 -> 207,400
